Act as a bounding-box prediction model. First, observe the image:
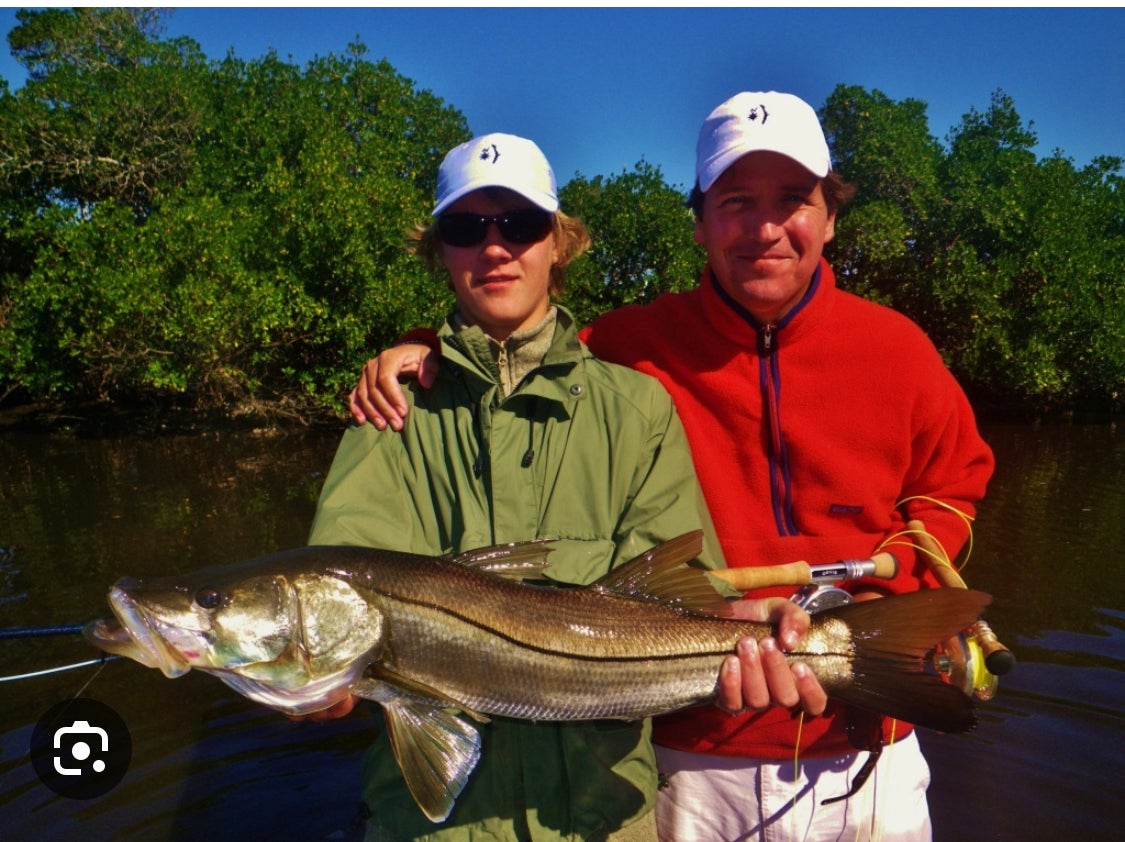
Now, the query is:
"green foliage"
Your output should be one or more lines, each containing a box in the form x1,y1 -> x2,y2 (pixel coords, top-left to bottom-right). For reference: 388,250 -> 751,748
2,8 -> 209,216
822,85 -> 945,309
0,10 -> 1121,422
1,9 -> 464,417
558,161 -> 704,326
824,85 -> 1124,416
931,96 -> 1125,413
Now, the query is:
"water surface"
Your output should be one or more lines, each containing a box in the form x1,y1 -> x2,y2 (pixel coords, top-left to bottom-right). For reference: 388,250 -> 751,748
1,421 -> 1122,840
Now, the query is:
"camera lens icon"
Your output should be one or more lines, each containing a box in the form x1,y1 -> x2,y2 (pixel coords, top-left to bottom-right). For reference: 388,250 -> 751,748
32,699 -> 131,799
53,720 -> 109,776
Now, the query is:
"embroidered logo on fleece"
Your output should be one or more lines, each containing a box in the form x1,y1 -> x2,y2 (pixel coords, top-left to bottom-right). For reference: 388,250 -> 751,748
829,504 -> 864,516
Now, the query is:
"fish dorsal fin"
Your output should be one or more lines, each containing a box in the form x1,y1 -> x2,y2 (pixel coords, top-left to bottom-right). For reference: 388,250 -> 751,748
352,678 -> 483,823
451,540 -> 554,581
593,531 -> 734,618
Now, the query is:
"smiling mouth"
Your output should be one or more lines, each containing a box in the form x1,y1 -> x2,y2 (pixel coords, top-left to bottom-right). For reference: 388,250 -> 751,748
737,251 -> 788,261
476,275 -> 516,286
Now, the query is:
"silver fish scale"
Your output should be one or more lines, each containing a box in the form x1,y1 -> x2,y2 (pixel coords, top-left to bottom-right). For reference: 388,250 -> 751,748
378,592 -> 781,720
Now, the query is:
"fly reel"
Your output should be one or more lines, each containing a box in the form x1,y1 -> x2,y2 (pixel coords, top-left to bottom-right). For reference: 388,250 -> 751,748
788,578 -> 1013,702
790,583 -> 855,613
907,518 -> 1015,700
933,624 -> 998,701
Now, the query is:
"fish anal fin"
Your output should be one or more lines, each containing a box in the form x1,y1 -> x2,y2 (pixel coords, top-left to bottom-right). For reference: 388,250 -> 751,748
592,531 -> 734,617
353,679 -> 483,823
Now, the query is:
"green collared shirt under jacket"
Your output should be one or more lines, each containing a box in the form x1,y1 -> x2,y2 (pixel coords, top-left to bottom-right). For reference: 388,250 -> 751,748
309,306 -> 723,842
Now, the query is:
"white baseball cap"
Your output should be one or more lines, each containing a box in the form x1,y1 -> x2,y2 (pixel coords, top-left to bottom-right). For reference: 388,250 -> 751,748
695,91 -> 832,192
433,132 -> 559,216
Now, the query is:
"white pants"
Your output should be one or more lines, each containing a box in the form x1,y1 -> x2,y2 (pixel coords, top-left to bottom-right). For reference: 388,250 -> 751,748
654,732 -> 932,842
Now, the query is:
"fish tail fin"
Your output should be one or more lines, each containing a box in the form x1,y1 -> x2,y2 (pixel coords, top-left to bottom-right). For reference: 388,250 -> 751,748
828,589 -> 992,733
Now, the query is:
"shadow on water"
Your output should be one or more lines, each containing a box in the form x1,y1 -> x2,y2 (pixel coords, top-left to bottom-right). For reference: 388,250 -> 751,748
1,421 -> 1123,840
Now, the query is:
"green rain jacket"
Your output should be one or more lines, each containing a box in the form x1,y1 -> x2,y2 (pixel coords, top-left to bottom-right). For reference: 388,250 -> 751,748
309,307 -> 723,841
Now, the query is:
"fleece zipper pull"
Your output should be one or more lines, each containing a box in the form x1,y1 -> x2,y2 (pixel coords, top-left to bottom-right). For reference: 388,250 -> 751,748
758,324 -> 777,356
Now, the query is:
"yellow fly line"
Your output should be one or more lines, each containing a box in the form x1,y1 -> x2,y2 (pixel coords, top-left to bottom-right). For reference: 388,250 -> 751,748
879,495 -> 977,583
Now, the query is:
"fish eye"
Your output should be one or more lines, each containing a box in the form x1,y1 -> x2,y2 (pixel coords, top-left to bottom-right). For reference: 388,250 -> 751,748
194,586 -> 222,610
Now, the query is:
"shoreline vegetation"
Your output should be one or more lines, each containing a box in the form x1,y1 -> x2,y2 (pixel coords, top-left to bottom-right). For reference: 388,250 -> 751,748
1,391 -> 1117,441
2,10 -> 1122,431
0,396 -> 346,437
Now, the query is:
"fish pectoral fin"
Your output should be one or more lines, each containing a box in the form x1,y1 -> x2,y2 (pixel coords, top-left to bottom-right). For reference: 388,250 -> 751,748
592,531 -> 734,618
356,668 -> 490,724
452,540 -> 555,581
359,681 -> 483,824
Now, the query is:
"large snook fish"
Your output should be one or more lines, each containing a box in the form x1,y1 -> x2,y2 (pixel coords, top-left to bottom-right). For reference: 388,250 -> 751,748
85,531 -> 990,822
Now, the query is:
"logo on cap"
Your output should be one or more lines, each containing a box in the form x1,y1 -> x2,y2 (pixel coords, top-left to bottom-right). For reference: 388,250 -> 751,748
749,105 -> 769,124
479,143 -> 500,164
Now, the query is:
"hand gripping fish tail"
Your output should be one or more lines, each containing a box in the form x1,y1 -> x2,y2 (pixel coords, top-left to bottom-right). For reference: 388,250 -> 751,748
82,532 -> 991,822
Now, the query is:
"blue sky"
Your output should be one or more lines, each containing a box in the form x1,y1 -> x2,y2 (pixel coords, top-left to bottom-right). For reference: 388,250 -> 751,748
1,6 -> 1122,190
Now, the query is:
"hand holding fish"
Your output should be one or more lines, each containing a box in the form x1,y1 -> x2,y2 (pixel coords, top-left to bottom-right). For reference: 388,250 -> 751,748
716,598 -> 828,716
287,693 -> 360,723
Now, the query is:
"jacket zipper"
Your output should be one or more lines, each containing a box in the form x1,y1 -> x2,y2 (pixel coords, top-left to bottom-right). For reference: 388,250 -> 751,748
710,266 -> 823,539
758,325 -> 798,536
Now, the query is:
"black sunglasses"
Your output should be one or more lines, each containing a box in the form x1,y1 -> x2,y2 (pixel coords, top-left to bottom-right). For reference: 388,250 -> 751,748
437,209 -> 554,248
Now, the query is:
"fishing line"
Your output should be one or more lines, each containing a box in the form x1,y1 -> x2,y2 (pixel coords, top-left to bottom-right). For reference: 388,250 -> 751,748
873,715 -> 900,841
0,622 -> 117,680
69,654 -> 115,699
889,495 -> 975,572
0,654 -> 119,684
867,718 -> 898,842
790,710 -> 805,833
0,622 -> 120,683
17,654 -> 121,763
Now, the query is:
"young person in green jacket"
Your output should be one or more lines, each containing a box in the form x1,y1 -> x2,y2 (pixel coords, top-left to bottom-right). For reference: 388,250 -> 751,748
306,132 -> 822,842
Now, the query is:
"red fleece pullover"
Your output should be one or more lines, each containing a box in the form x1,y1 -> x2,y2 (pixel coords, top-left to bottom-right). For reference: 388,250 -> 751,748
580,258 -> 994,759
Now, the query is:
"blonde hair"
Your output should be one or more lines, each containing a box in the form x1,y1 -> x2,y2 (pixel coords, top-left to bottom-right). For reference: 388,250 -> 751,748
411,204 -> 591,297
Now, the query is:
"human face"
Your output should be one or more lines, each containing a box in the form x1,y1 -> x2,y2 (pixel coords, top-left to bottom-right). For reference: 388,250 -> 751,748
439,189 -> 558,341
695,151 -> 836,325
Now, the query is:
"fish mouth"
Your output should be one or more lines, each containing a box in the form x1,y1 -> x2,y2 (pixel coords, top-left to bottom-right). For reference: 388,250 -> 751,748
83,582 -> 192,678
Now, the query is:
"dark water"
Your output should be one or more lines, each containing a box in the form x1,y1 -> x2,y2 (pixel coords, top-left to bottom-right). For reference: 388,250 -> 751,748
1,421 -> 1122,840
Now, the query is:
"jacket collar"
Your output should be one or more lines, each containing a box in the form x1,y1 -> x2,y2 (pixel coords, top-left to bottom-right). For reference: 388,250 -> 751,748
438,305 -> 588,410
700,257 -> 836,351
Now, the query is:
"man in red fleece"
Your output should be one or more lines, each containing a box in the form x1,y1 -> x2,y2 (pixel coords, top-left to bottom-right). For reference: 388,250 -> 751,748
583,91 -> 994,841
349,92 -> 994,841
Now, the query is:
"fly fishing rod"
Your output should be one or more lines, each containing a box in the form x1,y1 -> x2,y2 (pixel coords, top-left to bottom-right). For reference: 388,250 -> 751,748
0,622 -> 121,683
0,623 -> 87,640
711,552 -> 899,612
710,527 -> 1014,701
